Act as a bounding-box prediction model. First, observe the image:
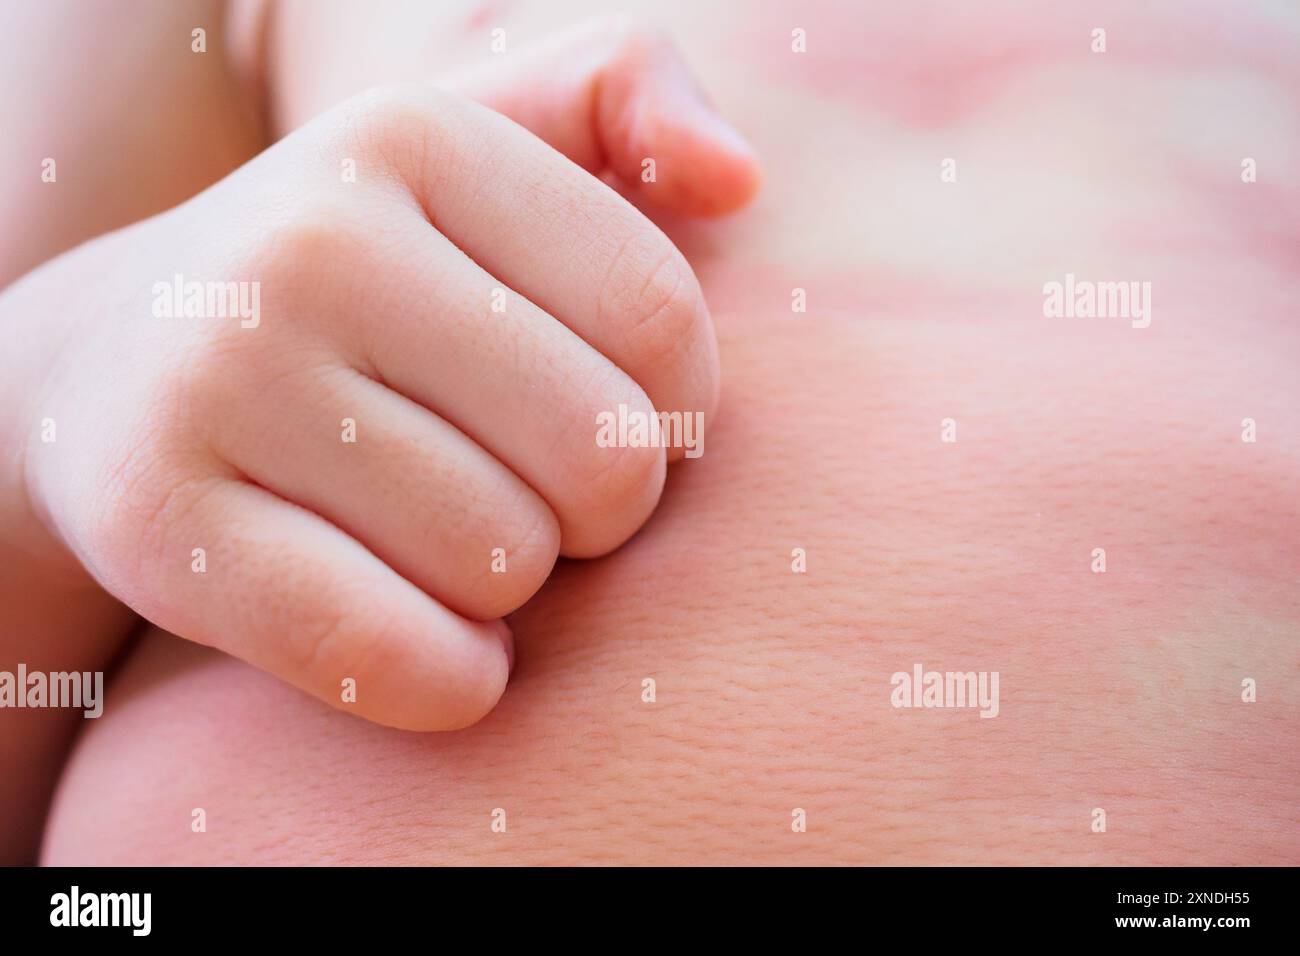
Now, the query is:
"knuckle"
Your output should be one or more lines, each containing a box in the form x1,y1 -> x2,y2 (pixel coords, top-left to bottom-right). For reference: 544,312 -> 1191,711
494,495 -> 561,583
340,84 -> 428,145
291,602 -> 367,681
283,572 -> 398,688
87,455 -> 222,600
462,500 -> 560,619
604,237 -> 703,370
177,315 -> 333,444
241,201 -> 390,348
588,434 -> 663,509
192,532 -> 379,684
256,204 -> 363,291
579,377 -> 665,509
333,83 -> 460,190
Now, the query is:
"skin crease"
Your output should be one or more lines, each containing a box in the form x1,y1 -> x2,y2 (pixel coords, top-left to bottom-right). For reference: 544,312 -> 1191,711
34,0 -> 1300,863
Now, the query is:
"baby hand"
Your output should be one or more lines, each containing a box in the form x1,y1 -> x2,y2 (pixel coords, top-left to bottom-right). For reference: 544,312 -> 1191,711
12,26 -> 758,730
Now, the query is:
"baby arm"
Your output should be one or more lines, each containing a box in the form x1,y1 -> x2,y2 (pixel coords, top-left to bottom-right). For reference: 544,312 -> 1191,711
0,0 -> 264,864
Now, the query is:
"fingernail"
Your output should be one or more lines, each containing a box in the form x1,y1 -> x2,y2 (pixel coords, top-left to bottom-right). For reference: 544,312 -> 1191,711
697,107 -> 757,159
679,78 -> 757,158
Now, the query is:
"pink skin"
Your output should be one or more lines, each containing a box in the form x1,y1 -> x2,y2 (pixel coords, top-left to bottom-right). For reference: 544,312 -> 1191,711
42,306 -> 1299,864
16,0 -> 1300,863
742,0 -> 1300,124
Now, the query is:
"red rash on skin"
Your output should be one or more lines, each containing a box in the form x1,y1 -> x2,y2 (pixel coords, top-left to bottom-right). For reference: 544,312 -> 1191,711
42,299 -> 1300,864
739,1 -> 1300,125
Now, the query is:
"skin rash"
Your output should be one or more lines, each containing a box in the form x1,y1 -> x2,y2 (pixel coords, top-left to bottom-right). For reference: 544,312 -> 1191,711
41,307 -> 1300,865
40,0 -> 1300,863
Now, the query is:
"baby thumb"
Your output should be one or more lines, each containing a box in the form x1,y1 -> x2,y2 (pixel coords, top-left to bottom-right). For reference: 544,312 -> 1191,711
442,17 -> 761,217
